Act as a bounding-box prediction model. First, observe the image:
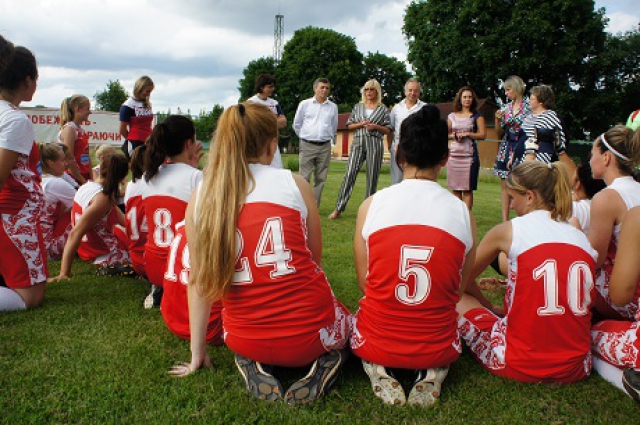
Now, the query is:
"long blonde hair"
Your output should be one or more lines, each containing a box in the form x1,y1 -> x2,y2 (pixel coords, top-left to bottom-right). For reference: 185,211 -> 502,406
507,161 -> 573,221
193,102 -> 277,301
60,95 -> 89,127
133,75 -> 154,109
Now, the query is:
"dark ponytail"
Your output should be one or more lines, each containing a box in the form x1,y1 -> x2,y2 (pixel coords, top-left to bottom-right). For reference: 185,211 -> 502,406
144,115 -> 195,182
0,35 -> 37,93
100,154 -> 128,201
130,145 -> 147,182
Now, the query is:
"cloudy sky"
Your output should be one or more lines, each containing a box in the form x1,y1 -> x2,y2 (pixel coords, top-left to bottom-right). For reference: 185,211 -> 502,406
2,0 -> 637,114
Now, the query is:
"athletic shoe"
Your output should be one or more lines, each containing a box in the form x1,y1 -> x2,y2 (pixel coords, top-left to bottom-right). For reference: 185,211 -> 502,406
407,366 -> 449,407
96,263 -> 136,277
285,349 -> 347,405
622,368 -> 640,401
361,359 -> 406,405
143,285 -> 163,309
234,354 -> 283,402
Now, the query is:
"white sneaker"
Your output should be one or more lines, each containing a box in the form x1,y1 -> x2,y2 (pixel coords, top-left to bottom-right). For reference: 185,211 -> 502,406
407,367 -> 449,407
361,359 -> 406,405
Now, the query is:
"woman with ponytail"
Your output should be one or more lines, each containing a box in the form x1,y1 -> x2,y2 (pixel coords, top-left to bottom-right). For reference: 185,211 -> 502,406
350,105 -> 476,407
40,143 -> 76,260
123,145 -> 149,278
141,115 -> 202,308
586,125 -> 640,320
58,94 -> 92,184
457,161 -> 597,383
50,154 -> 132,280
0,35 -> 48,311
170,102 -> 351,406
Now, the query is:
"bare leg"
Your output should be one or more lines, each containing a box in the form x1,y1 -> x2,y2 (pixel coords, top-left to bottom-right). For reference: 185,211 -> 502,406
13,281 -> 46,309
462,191 -> 473,210
500,179 -> 510,221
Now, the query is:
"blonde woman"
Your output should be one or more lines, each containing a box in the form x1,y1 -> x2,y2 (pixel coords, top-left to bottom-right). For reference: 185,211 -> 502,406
329,79 -> 391,219
170,102 -> 351,406
58,94 -> 92,184
493,76 -> 530,221
120,76 -> 154,160
458,161 -> 597,383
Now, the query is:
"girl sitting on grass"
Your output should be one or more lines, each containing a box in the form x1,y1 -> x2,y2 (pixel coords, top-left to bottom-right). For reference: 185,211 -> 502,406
350,105 -> 476,407
50,154 -> 133,280
457,161 -> 597,383
170,103 -> 351,406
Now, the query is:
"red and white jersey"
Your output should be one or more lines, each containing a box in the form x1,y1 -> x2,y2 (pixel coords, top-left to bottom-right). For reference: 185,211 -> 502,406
500,210 -> 597,380
217,164 -> 338,343
351,179 -> 472,368
144,163 -> 202,286
41,175 -> 75,240
161,221 -> 223,344
0,100 -> 42,215
58,122 -> 91,182
71,181 -> 121,262
124,177 -> 149,276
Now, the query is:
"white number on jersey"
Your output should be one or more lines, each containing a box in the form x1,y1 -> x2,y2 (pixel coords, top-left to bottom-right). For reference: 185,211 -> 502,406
395,245 -> 434,306
126,206 -> 148,241
153,209 -> 174,248
534,259 -> 593,317
164,233 -> 190,285
233,217 -> 295,285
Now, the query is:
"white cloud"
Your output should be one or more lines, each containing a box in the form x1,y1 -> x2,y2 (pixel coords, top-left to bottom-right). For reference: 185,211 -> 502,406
605,11 -> 639,34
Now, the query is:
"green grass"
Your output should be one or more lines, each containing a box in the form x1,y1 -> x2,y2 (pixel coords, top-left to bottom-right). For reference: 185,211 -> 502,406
1,155 -> 638,423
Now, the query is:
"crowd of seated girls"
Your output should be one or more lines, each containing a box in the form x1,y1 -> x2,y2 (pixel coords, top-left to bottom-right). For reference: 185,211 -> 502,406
4,35 -> 640,406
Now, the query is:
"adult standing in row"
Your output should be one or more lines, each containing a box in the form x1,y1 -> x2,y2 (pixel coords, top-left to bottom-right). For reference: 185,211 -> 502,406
120,76 -> 154,161
247,74 -> 284,168
0,35 -> 48,311
329,79 -> 391,219
388,78 -> 425,185
447,86 -> 486,210
493,76 -> 530,221
293,78 -> 338,206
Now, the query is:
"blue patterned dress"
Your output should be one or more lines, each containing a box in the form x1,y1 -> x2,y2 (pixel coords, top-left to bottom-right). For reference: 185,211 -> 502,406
493,98 -> 531,178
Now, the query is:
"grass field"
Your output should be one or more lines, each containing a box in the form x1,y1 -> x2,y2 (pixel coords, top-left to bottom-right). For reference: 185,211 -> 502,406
1,155 -> 638,423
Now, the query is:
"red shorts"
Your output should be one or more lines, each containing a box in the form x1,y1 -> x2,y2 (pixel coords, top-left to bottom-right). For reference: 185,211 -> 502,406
145,251 -> 167,287
225,298 -> 351,367
591,320 -> 640,369
0,211 -> 48,288
460,308 -> 590,384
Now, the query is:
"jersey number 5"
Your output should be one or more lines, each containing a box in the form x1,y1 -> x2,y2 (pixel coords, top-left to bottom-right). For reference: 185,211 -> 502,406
396,245 -> 434,306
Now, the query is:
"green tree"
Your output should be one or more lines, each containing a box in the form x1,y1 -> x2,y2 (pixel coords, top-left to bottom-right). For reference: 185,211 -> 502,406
277,26 -> 364,118
193,105 -> 224,141
94,80 -> 128,112
363,52 -> 412,106
404,0 -> 608,137
238,56 -> 278,102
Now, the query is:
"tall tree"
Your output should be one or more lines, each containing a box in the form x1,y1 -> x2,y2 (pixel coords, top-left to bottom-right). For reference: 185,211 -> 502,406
277,26 -> 364,118
363,52 -> 412,106
404,0 -> 608,136
238,56 -> 278,102
94,80 -> 128,112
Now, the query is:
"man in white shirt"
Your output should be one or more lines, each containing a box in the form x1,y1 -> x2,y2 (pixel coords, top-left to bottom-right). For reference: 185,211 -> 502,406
293,78 -> 338,205
247,74 -> 285,168
389,78 -> 426,184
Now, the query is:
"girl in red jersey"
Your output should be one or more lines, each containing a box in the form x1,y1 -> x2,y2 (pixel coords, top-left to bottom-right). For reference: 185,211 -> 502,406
141,115 -> 202,309
457,161 -> 597,384
161,220 -> 223,345
0,35 -> 48,311
124,145 -> 149,278
169,103 -> 351,406
120,76 -> 154,161
58,94 -> 92,184
40,143 -> 76,260
351,105 -> 476,407
586,125 -> 640,320
50,154 -> 132,280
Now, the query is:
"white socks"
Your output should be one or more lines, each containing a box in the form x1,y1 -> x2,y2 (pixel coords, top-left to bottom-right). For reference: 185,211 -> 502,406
593,357 -> 630,396
0,286 -> 27,311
